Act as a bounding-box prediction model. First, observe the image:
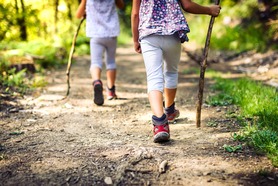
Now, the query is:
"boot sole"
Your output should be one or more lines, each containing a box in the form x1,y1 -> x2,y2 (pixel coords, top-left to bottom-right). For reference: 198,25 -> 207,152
154,132 -> 170,143
94,84 -> 104,106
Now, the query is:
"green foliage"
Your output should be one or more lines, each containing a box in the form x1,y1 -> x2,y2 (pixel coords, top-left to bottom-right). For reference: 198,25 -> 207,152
1,0 -> 276,53
74,35 -> 90,55
0,67 -> 28,93
0,40 -> 67,69
207,93 -> 234,106
251,130 -> 278,153
223,144 -> 242,153
118,28 -> 133,46
74,43 -> 90,56
5,68 -> 26,87
212,22 -> 273,52
206,121 -> 218,127
186,0 -> 277,52
1,0 -> 276,65
0,57 -> 9,72
232,132 -> 247,142
182,67 -> 200,75
0,57 -> 47,94
210,78 -> 278,130
239,124 -> 278,166
0,0 -> 40,41
182,67 -> 222,77
209,77 -> 278,166
31,75 -> 48,88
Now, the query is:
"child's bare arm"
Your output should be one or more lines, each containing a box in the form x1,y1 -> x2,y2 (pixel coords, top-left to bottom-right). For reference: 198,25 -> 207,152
180,0 -> 221,16
76,0 -> 86,19
131,0 -> 141,53
116,0 -> 125,10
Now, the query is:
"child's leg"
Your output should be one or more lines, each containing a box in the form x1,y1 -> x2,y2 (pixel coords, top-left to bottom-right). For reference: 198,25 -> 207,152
164,88 -> 177,107
90,38 -> 104,81
162,34 -> 181,107
148,90 -> 164,118
141,35 -> 169,143
104,37 -> 117,89
102,37 -> 117,99
106,69 -> 117,100
90,67 -> 101,81
106,69 -> 116,90
140,35 -> 164,118
90,38 -> 105,105
162,34 -> 181,121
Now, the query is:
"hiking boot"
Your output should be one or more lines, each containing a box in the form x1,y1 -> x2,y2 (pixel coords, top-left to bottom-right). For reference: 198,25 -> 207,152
153,114 -> 170,143
107,85 -> 117,100
93,80 -> 104,106
153,124 -> 170,143
167,109 -> 180,123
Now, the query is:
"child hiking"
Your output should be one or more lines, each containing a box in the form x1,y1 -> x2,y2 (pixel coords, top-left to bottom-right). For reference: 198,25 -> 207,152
76,0 -> 124,106
131,0 -> 221,143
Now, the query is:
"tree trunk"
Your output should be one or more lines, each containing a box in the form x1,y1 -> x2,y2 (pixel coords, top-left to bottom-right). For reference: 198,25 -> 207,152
54,0 -> 59,34
15,0 -> 27,40
66,1 -> 72,20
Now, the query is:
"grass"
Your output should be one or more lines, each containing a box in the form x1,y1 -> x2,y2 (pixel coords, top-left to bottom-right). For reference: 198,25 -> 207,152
207,77 -> 278,166
0,57 -> 47,94
223,144 -> 243,153
0,66 -> 28,94
182,67 -> 223,77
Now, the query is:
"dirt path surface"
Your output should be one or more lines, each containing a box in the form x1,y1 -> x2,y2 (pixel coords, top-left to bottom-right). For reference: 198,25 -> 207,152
1,45 -> 277,186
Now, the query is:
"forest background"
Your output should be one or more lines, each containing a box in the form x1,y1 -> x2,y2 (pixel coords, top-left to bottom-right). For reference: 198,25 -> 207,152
0,0 -> 277,67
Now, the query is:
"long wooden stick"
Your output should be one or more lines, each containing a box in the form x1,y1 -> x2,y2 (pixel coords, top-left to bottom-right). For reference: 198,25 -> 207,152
196,0 -> 220,127
66,17 -> 85,96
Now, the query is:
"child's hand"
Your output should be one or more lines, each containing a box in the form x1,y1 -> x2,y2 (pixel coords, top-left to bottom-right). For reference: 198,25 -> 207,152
209,5 -> 221,17
134,41 -> 141,53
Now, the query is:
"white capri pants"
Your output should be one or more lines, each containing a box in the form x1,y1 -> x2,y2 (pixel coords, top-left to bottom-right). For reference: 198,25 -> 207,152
90,37 -> 117,70
140,34 -> 181,93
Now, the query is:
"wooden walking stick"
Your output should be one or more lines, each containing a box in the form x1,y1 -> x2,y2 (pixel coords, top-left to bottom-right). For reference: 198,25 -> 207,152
196,0 -> 220,127
66,17 -> 85,96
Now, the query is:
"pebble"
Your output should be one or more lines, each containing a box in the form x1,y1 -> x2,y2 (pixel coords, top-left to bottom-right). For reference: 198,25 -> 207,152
104,177 -> 113,185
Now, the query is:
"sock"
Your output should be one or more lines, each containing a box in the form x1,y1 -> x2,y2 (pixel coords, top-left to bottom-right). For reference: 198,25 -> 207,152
93,79 -> 102,86
165,102 -> 175,115
108,85 -> 115,91
152,114 -> 167,125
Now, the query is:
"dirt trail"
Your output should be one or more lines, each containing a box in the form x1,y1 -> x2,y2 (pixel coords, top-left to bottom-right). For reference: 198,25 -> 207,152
0,45 -> 277,185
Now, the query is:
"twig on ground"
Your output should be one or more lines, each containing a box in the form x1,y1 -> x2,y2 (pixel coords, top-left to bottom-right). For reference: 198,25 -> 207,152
124,168 -> 152,174
158,160 -> 168,173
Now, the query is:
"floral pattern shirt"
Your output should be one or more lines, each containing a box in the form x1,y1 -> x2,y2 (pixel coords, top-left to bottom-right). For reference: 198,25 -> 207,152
139,0 -> 190,43
86,0 -> 120,38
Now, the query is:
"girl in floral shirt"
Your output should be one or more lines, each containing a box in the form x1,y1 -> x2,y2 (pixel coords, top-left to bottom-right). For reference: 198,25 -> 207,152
131,0 -> 221,143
